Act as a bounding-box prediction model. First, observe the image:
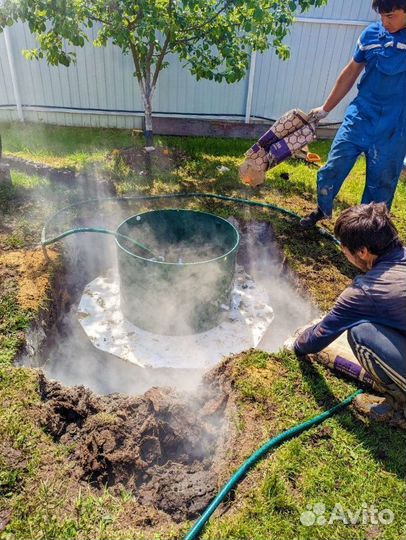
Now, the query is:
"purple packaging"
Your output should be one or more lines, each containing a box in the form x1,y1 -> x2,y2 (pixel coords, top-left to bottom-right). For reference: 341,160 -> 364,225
334,355 -> 375,386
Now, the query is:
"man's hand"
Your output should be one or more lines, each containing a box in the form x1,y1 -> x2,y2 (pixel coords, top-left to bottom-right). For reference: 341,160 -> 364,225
283,317 -> 323,352
308,107 -> 329,122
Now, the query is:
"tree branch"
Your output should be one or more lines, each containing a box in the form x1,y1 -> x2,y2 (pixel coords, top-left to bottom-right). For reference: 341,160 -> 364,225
129,41 -> 146,96
144,39 -> 155,81
88,14 -> 112,26
151,35 -> 170,90
164,1 -> 234,53
179,0 -> 231,38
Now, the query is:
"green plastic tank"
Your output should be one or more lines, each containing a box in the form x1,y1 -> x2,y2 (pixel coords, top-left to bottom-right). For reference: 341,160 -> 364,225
116,209 -> 240,335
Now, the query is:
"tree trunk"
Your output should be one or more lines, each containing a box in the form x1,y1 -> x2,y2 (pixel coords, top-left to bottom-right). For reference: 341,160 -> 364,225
143,94 -> 154,148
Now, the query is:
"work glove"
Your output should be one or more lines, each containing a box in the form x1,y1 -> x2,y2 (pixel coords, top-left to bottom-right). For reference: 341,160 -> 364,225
283,317 -> 323,352
308,106 -> 329,122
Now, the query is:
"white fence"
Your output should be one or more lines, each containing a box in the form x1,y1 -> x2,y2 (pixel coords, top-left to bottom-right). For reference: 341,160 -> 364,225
0,1 -> 378,129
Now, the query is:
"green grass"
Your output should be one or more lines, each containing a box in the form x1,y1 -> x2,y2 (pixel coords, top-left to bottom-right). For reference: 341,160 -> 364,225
1,122 -> 136,170
200,351 -> 406,540
1,121 -> 404,234
0,293 -> 35,365
0,122 -> 405,540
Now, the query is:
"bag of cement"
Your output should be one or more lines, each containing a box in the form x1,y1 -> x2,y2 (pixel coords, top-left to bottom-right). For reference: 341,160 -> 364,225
284,322 -> 384,392
239,109 -> 317,187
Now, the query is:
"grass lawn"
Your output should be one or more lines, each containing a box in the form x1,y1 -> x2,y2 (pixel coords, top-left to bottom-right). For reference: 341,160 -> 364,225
0,122 -> 405,540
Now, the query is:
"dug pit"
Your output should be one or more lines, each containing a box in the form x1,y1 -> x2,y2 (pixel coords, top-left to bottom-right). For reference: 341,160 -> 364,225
19,215 -> 317,394
16,205 -> 318,526
38,361 -> 234,523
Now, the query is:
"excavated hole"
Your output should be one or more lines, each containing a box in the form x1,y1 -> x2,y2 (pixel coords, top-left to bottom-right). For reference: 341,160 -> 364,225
38,364 -> 232,522
16,214 -> 316,523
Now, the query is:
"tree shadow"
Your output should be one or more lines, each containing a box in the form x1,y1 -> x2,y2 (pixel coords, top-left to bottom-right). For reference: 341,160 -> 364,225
298,357 -> 405,480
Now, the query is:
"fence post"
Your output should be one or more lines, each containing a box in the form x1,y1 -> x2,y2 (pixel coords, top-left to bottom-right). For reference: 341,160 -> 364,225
3,24 -> 24,122
244,50 -> 257,124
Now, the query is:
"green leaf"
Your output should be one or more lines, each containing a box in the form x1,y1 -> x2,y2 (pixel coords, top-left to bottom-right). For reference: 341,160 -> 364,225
0,0 -> 325,128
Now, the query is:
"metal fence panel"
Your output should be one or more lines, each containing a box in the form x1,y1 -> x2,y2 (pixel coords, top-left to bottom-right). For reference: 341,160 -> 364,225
0,0 -> 379,127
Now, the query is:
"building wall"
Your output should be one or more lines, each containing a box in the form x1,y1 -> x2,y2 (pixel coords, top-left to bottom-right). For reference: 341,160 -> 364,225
0,0 -> 378,129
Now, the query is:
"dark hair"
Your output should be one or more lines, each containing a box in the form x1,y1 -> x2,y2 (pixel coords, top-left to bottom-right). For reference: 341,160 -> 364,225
334,203 -> 403,256
372,0 -> 406,13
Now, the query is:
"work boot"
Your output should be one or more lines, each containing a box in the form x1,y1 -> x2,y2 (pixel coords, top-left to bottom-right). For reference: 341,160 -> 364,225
353,393 -> 405,428
386,387 -> 406,429
353,393 -> 387,417
299,207 -> 326,229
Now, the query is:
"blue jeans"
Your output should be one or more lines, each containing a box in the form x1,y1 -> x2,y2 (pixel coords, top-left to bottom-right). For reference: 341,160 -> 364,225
348,322 -> 406,400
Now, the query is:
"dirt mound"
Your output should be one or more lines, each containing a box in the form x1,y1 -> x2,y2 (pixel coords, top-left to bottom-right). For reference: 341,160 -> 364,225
38,366 -> 233,522
108,145 -> 187,174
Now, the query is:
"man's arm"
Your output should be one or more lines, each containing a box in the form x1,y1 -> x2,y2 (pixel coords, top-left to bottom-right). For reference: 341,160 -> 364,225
293,284 -> 372,356
323,59 -> 365,113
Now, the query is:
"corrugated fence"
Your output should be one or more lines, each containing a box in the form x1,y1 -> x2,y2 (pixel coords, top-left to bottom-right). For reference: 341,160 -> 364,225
0,0 -> 378,129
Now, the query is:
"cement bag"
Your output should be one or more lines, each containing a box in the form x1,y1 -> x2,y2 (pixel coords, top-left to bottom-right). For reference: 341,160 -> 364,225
239,109 -> 316,187
285,322 -> 384,392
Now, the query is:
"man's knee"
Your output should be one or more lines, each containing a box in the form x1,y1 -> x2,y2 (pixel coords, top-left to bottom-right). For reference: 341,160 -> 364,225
348,323 -> 406,399
348,322 -> 372,349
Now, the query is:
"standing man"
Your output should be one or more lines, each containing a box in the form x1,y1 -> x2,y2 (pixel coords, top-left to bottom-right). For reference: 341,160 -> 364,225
294,203 -> 405,422
300,0 -> 406,229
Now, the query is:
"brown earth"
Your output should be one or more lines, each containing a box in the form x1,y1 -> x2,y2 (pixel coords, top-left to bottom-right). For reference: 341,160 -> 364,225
0,249 -> 59,311
108,146 -> 188,174
37,358 -> 238,523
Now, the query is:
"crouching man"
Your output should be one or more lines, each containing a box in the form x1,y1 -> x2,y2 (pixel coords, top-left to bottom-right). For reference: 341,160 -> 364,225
294,203 -> 405,422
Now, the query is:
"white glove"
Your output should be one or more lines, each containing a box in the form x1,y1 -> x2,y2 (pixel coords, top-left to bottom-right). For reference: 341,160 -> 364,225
283,335 -> 296,352
308,107 -> 329,121
283,318 -> 324,352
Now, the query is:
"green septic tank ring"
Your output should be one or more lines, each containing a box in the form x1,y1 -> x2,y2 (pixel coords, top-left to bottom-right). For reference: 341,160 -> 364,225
115,209 -> 240,335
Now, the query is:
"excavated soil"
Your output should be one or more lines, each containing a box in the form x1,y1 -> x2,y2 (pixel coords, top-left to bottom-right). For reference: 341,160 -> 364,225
38,360 -> 235,522
108,146 -> 188,174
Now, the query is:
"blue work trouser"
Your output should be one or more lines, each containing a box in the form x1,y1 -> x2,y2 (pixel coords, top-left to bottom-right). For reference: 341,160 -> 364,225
348,322 -> 406,400
317,99 -> 406,217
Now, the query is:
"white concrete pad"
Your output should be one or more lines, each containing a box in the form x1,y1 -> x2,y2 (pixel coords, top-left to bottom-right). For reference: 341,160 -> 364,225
78,266 -> 274,370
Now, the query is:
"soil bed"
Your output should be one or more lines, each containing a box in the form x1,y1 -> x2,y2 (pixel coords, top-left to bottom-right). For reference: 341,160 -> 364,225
38,361 -> 234,522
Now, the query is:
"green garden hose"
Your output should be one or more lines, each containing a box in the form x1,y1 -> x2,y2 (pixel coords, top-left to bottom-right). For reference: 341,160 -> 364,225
41,226 -> 158,258
41,192 -> 340,251
184,388 -> 363,540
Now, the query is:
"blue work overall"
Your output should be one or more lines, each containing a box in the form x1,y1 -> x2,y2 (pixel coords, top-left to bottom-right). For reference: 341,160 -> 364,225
317,22 -> 406,217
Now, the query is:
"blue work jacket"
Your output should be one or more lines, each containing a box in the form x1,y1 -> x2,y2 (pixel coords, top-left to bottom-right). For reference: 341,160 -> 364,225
294,246 -> 406,356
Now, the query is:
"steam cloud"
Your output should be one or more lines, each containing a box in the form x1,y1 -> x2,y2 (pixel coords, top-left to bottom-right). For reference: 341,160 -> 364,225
19,194 -> 318,396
